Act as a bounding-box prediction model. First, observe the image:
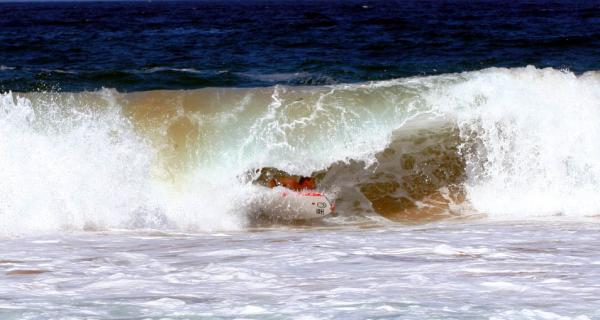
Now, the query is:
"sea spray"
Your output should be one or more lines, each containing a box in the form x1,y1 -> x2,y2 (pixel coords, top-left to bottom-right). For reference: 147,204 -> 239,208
0,91 -> 245,236
429,67 -> 600,219
0,91 -> 152,235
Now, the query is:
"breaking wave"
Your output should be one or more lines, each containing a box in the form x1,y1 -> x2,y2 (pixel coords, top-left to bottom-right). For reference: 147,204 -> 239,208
2,66 -> 600,236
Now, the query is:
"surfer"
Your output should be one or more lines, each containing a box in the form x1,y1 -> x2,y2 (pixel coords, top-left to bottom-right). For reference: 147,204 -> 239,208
250,167 -> 317,191
268,175 -> 316,191
248,167 -> 334,218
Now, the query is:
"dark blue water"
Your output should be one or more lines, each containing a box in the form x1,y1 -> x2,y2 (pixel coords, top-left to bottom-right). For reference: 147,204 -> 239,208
1,0 -> 599,92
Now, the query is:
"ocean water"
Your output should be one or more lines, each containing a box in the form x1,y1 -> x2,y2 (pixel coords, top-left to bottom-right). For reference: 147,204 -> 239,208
1,0 -> 600,91
1,1 -> 600,319
2,223 -> 599,319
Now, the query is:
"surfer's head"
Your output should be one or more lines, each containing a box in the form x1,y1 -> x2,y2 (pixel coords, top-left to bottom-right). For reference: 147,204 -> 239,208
298,177 -> 316,190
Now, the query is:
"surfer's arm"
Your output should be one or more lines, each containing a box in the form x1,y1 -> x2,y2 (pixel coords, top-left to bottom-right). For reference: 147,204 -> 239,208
268,178 -> 277,188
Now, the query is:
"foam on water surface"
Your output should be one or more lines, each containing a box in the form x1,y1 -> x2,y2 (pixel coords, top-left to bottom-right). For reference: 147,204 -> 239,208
0,222 -> 598,319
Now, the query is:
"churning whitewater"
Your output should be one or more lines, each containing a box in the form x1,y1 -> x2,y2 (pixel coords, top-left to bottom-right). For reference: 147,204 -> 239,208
2,67 -> 600,236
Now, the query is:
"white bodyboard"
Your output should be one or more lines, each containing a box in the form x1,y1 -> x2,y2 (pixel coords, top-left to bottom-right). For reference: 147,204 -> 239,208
260,187 -> 335,220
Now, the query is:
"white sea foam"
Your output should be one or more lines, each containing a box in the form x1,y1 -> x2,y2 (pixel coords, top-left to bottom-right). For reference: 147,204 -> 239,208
0,91 -> 244,236
429,67 -> 600,219
1,223 -> 598,319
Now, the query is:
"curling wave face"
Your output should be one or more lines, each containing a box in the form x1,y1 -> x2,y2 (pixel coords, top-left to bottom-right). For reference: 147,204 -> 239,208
2,66 -> 600,236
